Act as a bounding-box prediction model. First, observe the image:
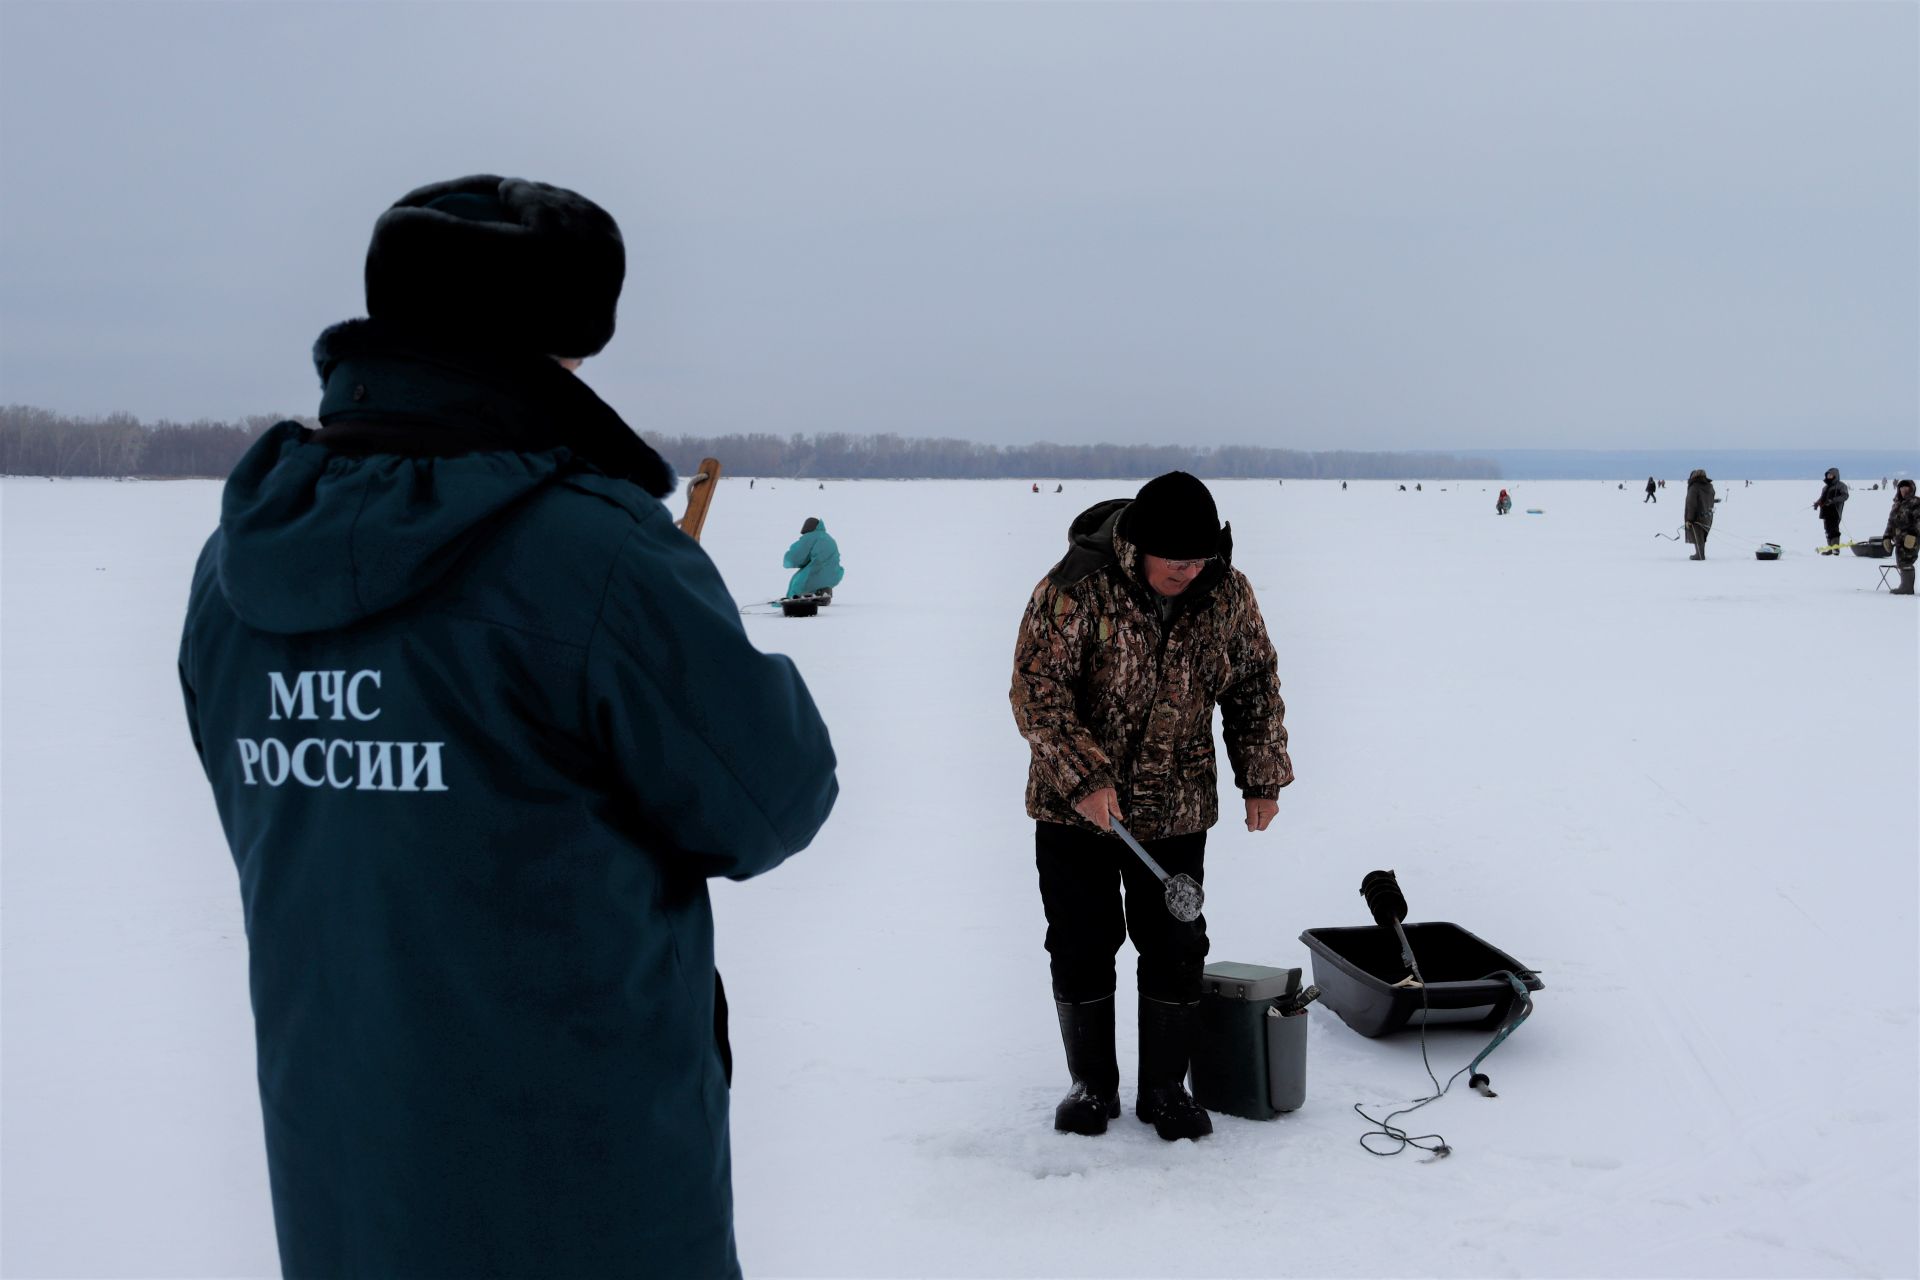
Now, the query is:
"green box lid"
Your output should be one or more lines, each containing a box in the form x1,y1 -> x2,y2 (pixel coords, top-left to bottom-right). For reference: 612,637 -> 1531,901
1202,961 -> 1300,1002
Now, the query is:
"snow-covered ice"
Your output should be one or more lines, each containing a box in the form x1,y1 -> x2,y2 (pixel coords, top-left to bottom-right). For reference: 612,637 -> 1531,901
3,474 -> 1915,1278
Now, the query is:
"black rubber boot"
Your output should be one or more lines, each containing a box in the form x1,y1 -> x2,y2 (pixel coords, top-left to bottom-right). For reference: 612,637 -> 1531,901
1894,566 -> 1915,595
1053,996 -> 1121,1135
1135,995 -> 1212,1141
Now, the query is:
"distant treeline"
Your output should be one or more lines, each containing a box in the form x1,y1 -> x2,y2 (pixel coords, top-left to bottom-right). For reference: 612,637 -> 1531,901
646,432 -> 1500,481
0,406 -> 307,478
0,406 -> 1499,480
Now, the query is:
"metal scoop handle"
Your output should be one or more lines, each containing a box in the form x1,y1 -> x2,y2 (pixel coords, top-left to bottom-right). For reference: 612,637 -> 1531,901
1110,817 -> 1170,881
1111,817 -> 1205,923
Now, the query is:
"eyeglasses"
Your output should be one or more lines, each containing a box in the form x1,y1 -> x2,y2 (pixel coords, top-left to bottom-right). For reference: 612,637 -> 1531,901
1161,556 -> 1215,573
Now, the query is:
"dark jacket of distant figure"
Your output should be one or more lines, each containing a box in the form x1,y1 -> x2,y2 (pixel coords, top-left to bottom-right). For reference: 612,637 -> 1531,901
1816,470 -> 1849,546
1884,488 -> 1920,566
178,320 -> 838,1280
1817,470 -> 1850,518
784,520 -> 845,596
1010,499 -> 1292,841
1684,470 -> 1716,536
1646,477 -> 1657,496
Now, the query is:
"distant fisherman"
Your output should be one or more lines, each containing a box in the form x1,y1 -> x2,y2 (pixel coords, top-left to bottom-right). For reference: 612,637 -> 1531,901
1684,468 -> 1716,559
1882,478 -> 1917,594
784,516 -> 844,602
1814,467 -> 1850,554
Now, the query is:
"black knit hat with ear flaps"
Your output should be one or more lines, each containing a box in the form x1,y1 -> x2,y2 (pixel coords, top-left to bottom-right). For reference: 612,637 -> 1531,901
1123,471 -> 1220,560
365,175 -> 624,358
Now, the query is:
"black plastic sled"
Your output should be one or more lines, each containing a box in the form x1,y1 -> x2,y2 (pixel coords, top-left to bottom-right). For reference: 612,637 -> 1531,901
1299,922 -> 1542,1039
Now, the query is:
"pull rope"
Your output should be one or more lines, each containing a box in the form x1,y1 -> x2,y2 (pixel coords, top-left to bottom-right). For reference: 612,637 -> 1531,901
1656,521 -> 1785,550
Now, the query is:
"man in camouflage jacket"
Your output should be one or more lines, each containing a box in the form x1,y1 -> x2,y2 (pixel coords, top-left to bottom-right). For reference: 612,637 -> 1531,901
1010,471 -> 1292,1142
1882,477 -> 1917,594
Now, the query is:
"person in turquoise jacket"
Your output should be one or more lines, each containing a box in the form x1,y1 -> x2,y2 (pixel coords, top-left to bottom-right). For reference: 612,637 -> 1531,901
784,516 -> 845,600
177,176 -> 837,1280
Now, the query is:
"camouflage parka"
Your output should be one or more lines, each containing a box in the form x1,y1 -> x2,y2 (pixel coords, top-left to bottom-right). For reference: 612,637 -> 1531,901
1010,499 -> 1293,840
1883,489 -> 1920,566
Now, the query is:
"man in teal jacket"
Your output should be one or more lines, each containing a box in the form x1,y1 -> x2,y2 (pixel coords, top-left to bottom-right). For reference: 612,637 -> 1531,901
178,176 -> 837,1279
783,516 -> 844,600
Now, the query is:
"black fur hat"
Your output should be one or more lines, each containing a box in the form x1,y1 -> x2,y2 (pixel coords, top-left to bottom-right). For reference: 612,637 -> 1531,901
365,175 -> 624,358
1123,470 -> 1220,559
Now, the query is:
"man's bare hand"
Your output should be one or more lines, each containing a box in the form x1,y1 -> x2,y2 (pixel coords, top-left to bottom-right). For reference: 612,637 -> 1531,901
1074,787 -> 1124,832
1245,798 -> 1278,833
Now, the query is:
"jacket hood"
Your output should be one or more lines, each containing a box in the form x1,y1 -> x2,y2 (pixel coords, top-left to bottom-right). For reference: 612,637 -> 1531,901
1049,498 -> 1234,602
1689,469 -> 1711,484
1825,468 -> 1841,482
210,318 -> 678,635
214,422 -> 571,634
1049,499 -> 1131,586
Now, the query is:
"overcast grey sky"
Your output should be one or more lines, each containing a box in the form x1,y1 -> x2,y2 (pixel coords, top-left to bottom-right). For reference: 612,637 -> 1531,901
1,1 -> 1913,451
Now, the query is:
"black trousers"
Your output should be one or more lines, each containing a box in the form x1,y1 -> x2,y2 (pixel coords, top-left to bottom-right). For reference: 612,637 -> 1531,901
1824,513 -> 1843,546
1035,821 -> 1208,1004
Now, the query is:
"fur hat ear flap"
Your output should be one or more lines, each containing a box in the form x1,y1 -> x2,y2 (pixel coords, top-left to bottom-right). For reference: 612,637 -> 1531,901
365,175 -> 624,358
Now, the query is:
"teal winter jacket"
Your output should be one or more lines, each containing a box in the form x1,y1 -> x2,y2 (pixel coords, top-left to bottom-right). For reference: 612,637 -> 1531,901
178,322 -> 837,1279
783,523 -> 845,597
